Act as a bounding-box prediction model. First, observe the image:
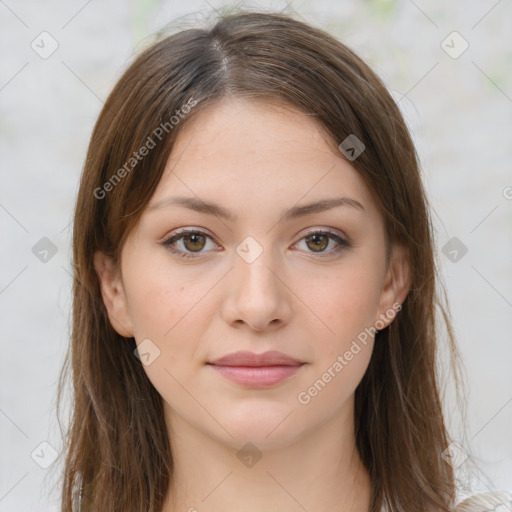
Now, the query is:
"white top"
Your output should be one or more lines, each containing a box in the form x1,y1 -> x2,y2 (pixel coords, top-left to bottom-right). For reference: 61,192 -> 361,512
453,491 -> 512,511
379,491 -> 512,512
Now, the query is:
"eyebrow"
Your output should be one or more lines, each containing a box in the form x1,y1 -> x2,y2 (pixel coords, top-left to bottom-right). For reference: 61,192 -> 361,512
147,195 -> 365,221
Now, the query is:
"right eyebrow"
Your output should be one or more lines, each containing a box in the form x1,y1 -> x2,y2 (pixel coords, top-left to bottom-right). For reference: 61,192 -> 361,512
147,195 -> 365,221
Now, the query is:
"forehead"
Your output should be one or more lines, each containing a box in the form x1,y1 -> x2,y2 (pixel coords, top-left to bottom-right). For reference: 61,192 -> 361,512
150,97 -> 380,222
167,96 -> 337,168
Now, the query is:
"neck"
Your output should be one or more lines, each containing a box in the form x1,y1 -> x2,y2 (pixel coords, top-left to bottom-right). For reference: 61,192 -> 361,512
161,398 -> 372,512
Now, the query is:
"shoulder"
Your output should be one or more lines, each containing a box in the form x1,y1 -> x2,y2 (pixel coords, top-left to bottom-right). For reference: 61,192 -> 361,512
380,491 -> 512,512
453,491 -> 512,512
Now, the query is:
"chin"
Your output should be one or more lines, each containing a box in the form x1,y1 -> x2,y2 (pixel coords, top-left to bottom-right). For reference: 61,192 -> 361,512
214,409 -> 305,451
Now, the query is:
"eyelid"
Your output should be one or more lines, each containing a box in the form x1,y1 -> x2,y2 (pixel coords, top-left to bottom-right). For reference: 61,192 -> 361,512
292,228 -> 351,257
160,226 -> 348,243
160,227 -> 221,256
160,227 -> 218,244
296,226 -> 348,241
160,226 -> 351,258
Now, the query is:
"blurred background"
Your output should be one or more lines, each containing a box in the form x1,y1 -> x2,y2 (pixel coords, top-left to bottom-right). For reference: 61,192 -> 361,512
1,0 -> 511,510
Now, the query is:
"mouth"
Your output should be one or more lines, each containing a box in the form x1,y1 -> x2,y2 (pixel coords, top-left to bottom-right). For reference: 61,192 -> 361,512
206,350 -> 305,388
207,363 -> 304,388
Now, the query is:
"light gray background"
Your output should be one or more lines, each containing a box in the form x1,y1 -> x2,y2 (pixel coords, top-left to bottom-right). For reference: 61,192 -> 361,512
1,0 -> 511,510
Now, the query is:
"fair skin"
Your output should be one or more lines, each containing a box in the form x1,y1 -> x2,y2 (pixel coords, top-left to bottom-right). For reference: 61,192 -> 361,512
94,97 -> 410,512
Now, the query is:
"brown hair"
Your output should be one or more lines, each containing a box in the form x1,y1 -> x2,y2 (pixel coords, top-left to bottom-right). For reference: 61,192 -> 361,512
56,7 -> 467,512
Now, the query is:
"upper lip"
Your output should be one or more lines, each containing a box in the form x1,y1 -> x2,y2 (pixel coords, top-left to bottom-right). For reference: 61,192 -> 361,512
208,350 -> 303,367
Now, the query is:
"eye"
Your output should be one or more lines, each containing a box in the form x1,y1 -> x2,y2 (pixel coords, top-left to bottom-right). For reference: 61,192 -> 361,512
161,228 -> 351,260
161,229 -> 219,259
293,229 -> 351,257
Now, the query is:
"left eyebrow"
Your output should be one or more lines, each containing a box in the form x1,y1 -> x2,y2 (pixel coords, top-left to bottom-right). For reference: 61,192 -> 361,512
147,195 -> 365,221
281,197 -> 365,221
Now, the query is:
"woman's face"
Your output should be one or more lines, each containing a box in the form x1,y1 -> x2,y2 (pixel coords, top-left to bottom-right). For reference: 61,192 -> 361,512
95,97 -> 409,450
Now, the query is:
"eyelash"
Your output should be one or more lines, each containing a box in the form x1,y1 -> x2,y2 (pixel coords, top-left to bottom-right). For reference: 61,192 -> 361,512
160,228 -> 351,260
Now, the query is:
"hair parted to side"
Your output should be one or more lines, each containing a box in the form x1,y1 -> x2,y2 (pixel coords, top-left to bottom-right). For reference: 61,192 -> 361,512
55,7 -> 469,512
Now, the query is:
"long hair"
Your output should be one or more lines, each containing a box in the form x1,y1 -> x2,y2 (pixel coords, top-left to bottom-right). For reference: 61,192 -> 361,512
56,8 -> 467,512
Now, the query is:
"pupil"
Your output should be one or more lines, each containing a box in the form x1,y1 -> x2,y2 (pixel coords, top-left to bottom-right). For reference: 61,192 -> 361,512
185,234 -> 205,252
308,234 -> 328,252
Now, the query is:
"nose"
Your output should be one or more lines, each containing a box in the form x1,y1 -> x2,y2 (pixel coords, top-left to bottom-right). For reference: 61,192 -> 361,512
220,244 -> 293,332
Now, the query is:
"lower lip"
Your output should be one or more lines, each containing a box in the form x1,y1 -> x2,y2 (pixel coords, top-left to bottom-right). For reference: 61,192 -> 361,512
208,364 -> 304,388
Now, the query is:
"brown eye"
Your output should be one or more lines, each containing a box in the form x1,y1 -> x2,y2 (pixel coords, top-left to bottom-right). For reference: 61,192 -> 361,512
294,229 -> 351,258
305,233 -> 329,252
161,229 -> 218,259
182,233 -> 206,252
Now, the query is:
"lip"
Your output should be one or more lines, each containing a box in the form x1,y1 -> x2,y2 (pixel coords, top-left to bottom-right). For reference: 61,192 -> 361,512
208,350 -> 304,367
207,350 -> 305,388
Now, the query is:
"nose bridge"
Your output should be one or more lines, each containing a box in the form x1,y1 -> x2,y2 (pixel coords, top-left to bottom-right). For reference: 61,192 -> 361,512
234,237 -> 282,303
221,235 -> 291,330
237,247 -> 278,295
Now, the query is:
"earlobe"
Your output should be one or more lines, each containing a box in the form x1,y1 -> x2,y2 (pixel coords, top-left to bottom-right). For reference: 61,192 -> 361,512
376,243 -> 411,328
93,250 -> 134,338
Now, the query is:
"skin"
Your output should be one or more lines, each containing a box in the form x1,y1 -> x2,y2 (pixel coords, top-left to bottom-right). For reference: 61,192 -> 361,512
94,97 -> 410,512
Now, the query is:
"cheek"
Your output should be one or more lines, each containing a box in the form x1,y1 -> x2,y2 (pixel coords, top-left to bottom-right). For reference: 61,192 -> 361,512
124,263 -> 212,405
124,256 -> 220,377
314,266 -> 382,341
299,259 -> 383,394
300,272 -> 378,408
124,250 -> 205,339
128,279 -> 183,340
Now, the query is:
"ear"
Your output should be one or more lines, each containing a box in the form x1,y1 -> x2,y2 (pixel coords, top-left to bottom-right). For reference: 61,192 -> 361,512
93,250 -> 134,338
375,243 -> 411,328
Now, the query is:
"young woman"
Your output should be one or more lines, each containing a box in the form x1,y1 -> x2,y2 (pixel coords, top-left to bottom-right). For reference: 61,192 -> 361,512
56,8 -> 507,512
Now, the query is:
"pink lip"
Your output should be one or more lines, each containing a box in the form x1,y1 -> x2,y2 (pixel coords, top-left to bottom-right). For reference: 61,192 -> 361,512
207,350 -> 305,388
